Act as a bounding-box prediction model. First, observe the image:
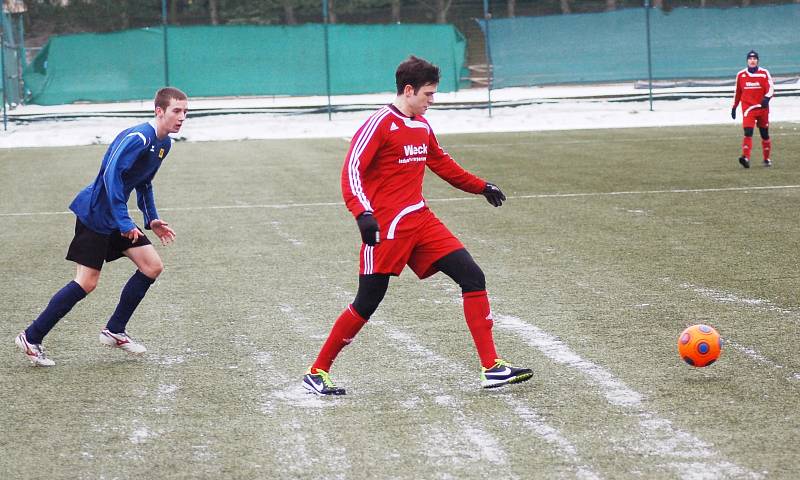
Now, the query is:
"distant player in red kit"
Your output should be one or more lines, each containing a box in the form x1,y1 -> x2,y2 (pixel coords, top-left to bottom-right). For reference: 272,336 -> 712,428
732,50 -> 774,168
302,56 -> 533,395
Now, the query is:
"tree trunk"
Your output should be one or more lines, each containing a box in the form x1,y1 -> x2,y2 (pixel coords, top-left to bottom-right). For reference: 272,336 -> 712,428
169,0 -> 178,24
209,0 -> 219,25
606,0 -> 616,11
328,0 -> 337,24
391,0 -> 401,22
283,1 -> 296,24
435,0 -> 451,24
560,0 -> 571,14
507,0 -> 516,18
120,0 -> 130,29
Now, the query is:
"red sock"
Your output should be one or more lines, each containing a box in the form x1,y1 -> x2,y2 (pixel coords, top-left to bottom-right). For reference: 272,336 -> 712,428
742,136 -> 752,158
463,291 -> 499,369
311,305 -> 367,373
762,138 -> 771,160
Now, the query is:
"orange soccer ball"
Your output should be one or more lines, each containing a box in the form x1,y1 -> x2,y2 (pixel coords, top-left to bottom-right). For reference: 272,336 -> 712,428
678,324 -> 723,367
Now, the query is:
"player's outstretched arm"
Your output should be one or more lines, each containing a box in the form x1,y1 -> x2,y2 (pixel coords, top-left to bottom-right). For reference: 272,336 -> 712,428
482,183 -> 506,207
149,219 -> 176,245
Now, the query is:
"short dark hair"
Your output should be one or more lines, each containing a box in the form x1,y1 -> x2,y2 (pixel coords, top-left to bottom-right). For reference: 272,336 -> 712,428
395,56 -> 440,95
154,87 -> 187,111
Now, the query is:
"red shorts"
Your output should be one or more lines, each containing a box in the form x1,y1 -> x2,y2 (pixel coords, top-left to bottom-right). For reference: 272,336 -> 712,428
742,105 -> 769,129
359,213 -> 463,279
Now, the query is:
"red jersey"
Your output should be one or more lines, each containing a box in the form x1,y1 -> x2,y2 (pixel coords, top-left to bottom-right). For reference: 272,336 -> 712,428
733,67 -> 774,111
342,104 -> 486,240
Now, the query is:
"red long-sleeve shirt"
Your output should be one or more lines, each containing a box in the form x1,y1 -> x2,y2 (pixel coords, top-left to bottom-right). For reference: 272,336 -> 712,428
342,104 -> 486,240
733,67 -> 774,113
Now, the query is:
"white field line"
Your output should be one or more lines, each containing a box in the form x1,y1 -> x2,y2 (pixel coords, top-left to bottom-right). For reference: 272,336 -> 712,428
268,220 -> 303,246
377,320 -> 604,479
3,185 -> 800,218
507,398 -> 602,480
494,313 -> 761,480
681,283 -> 800,382
377,323 -> 511,470
682,283 -> 796,316
446,131 -> 800,149
238,330 -> 352,477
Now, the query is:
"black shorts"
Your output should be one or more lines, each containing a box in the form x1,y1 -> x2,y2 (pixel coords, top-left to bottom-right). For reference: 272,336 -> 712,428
66,218 -> 151,271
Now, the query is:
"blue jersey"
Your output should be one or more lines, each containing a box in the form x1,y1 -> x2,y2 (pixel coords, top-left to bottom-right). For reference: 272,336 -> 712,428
69,121 -> 172,234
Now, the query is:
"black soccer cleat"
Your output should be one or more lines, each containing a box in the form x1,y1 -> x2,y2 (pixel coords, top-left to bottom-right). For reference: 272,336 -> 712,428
481,360 -> 533,388
303,369 -> 346,396
738,156 -> 750,169
763,159 -> 772,167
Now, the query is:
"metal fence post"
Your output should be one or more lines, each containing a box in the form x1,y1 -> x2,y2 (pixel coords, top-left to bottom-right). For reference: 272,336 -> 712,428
323,0 -> 332,121
162,0 -> 170,86
482,0 -> 493,118
1,30 -> 7,131
645,0 -> 653,111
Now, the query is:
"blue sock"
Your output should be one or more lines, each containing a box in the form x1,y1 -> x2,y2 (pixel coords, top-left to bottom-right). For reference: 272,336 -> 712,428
25,281 -> 87,344
105,270 -> 155,334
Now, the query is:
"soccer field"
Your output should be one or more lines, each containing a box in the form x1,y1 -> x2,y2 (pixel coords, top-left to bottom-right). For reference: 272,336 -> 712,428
1,124 -> 799,479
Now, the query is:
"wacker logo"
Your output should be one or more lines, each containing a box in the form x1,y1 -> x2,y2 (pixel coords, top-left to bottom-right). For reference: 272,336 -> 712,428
403,144 -> 428,156
399,143 -> 428,164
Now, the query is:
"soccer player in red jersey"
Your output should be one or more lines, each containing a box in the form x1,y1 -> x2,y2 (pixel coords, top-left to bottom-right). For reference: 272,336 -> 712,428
732,50 -> 774,168
302,56 -> 533,395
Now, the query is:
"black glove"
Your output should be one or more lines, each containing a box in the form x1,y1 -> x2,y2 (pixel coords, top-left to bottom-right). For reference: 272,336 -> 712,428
760,97 -> 771,109
731,107 -> 736,120
356,212 -> 380,246
482,182 -> 506,207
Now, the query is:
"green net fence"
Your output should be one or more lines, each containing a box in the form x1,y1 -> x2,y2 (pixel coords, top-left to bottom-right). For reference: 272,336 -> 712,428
480,4 -> 800,88
23,23 -> 467,105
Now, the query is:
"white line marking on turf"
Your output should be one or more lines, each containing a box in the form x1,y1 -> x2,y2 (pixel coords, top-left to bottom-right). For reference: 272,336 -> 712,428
682,283 -> 795,315
508,398 -> 602,480
3,185 -> 800,218
494,313 -> 762,480
447,132 -> 800,149
681,283 -> 800,381
379,323 -> 511,468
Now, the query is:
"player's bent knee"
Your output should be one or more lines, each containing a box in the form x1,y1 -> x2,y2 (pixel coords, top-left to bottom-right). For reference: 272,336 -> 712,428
352,274 -> 390,320
143,262 -> 164,279
459,266 -> 486,293
76,277 -> 98,294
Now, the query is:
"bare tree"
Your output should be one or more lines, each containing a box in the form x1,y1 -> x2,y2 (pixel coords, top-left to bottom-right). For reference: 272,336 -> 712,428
391,0 -> 401,22
507,0 -> 516,18
434,0 -> 452,23
560,0 -> 571,14
283,0 -> 297,24
209,0 -> 219,25
328,0 -> 337,23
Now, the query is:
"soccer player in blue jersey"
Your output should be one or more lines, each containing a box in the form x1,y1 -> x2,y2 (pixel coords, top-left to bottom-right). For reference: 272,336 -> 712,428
14,87 -> 188,367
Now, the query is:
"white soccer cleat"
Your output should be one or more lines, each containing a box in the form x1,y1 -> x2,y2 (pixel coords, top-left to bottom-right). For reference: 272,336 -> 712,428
15,332 -> 55,367
99,328 -> 147,355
